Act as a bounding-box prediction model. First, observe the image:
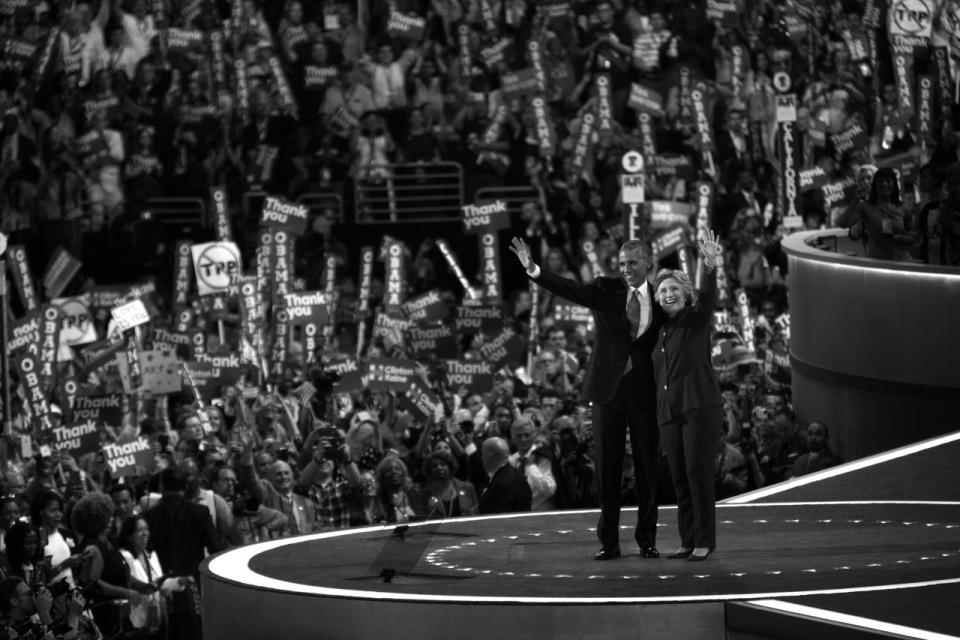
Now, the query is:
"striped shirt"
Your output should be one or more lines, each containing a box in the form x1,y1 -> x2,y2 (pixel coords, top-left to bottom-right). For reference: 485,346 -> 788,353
632,29 -> 671,72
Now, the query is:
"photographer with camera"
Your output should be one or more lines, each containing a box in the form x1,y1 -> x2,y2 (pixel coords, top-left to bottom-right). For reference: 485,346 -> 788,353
0,577 -> 93,639
210,464 -> 288,545
295,426 -> 367,531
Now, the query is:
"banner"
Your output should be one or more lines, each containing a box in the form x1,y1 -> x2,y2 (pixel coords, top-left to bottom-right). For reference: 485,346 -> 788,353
637,112 -> 657,159
932,47 -> 951,114
304,65 -> 338,90
210,31 -> 226,94
166,28 -> 205,53
887,0 -> 938,50
457,23 -> 472,83
81,96 -> 119,123
136,348 -> 182,394
444,359 -> 494,394
480,38 -> 512,68
172,240 -> 193,310
383,238 -> 407,315
677,65 -> 694,125
891,51 -> 915,118
831,123 -> 870,156
477,327 -> 525,370
282,291 -> 332,326
182,359 -> 244,402
917,74 -> 934,143
372,312 -> 409,347
387,11 -> 426,41
268,55 -> 299,118
357,246 -> 374,318
8,244 -> 38,312
272,230 -> 292,301
530,96 -> 555,157
627,83 -> 665,117
695,182 -> 714,236
595,74 -> 613,133
691,80 -> 715,151
462,200 -> 509,234
528,40 -> 547,93
38,247 -> 81,300
191,241 -> 241,296
581,241 -> 604,279
14,352 -> 50,422
651,225 -> 690,261
111,299 -> 150,333
779,120 -> 801,228
365,357 -> 418,392
455,306 -> 504,336
407,323 -> 459,360
7,310 -> 39,356
37,305 -> 61,392
261,195 -> 308,235
647,154 -> 695,178
736,289 -> 755,353
104,436 -> 157,478
706,0 -> 741,23
500,68 -> 539,100
478,232 -> 502,303
211,186 -> 231,241
571,111 -> 596,172
234,58 -> 249,125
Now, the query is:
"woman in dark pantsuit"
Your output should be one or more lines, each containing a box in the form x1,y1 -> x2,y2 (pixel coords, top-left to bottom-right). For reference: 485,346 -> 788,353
652,230 -> 724,562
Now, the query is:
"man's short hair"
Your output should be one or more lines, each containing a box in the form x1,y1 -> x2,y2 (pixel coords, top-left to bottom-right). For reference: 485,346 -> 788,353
160,467 -> 189,493
619,240 -> 652,258
808,422 -> 829,437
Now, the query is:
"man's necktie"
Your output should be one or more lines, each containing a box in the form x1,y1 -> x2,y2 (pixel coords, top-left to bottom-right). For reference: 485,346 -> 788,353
627,289 -> 643,338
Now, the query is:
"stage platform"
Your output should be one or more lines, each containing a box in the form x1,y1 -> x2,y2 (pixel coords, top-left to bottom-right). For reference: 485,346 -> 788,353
201,431 -> 960,640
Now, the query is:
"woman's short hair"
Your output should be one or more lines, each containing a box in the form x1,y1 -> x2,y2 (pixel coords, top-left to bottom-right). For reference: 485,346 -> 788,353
654,269 -> 695,307
423,450 -> 459,479
30,489 -> 64,527
71,492 -> 115,538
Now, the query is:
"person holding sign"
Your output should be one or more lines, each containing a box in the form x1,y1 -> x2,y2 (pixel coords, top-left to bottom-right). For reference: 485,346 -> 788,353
510,236 -> 664,561
652,229 -> 724,561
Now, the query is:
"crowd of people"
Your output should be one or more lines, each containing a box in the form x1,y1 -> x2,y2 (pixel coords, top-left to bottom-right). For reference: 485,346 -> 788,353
2,0 -> 957,636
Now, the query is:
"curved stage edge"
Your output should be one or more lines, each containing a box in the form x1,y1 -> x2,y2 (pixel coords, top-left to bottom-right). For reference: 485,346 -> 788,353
201,499 -> 960,640
781,230 -> 960,462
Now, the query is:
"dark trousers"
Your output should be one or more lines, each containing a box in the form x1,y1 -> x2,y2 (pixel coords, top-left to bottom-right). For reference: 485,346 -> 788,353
660,407 -> 723,549
593,369 -> 659,550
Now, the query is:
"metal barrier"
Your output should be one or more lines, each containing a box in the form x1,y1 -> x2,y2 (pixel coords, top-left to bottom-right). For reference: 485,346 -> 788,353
297,192 -> 344,224
142,197 -> 207,227
354,162 -> 464,224
474,185 -> 541,220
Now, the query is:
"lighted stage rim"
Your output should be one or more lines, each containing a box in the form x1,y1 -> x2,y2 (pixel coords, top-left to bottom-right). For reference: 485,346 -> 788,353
780,230 -> 960,461
201,502 -> 960,640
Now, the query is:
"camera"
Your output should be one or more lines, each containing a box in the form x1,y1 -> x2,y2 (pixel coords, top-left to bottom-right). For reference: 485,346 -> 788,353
33,579 -> 71,598
316,427 -> 346,461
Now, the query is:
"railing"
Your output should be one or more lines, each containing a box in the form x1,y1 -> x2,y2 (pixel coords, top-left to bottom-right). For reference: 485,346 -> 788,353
354,162 -> 464,224
474,185 -> 541,219
141,197 -> 207,228
297,192 -> 344,224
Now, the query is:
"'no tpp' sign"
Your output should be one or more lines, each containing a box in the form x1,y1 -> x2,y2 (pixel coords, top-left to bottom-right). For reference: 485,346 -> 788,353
191,241 -> 241,296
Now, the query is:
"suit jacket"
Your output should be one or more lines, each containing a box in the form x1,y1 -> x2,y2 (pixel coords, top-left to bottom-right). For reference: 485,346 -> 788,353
534,271 -> 664,406
478,464 -> 532,514
651,270 -> 723,426
143,494 -> 225,578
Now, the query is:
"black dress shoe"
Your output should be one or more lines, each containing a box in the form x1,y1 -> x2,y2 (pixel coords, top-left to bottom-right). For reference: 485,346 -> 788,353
639,545 -> 660,559
666,548 -> 693,559
687,548 -> 713,561
594,546 -> 622,560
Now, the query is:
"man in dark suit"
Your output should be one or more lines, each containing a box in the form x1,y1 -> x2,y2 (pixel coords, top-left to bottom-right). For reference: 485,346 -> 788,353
510,237 -> 664,560
144,467 -> 225,640
478,438 -> 532,514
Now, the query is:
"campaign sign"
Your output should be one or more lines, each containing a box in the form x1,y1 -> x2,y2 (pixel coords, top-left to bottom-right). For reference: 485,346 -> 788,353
365,357 -> 419,392
620,174 -> 645,204
647,154 -> 695,179
54,295 -> 98,346
500,68 -> 539,100
455,306 -> 504,336
191,242 -> 241,296
386,11 -> 425,41
627,83 -> 665,117
41,247 -> 82,300
7,310 -> 40,355
181,360 -> 244,403
372,312 -> 410,347
649,201 -> 695,229
462,200 -> 509,234
282,291 -> 332,326
553,304 -> 596,333
651,224 -> 690,261
477,328 -> 525,370
402,290 -> 447,323
400,377 -> 442,423
831,123 -> 870,156
104,436 -> 156,478
72,393 -> 123,426
53,421 -> 100,457
326,356 -> 365,394
111,299 -> 150,332
444,359 -> 494,394
260,196 -> 308,235
139,349 -> 182,395
799,167 -> 829,192
407,323 -> 459,360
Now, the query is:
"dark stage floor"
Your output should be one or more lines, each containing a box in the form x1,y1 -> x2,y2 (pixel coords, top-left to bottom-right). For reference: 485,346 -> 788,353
203,431 -> 960,639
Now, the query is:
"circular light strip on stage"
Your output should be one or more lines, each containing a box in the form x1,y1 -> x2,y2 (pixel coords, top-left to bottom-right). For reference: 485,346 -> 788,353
206,501 -> 960,605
